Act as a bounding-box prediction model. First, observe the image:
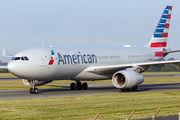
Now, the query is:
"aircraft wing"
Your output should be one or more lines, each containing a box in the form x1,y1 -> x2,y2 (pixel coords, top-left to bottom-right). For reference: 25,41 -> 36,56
85,59 -> 180,75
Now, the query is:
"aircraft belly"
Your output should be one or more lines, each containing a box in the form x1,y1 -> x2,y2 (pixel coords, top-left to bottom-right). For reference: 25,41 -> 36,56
73,72 -> 111,80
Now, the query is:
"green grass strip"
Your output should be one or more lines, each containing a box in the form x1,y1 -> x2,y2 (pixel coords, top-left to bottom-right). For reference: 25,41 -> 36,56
0,91 -> 180,120
0,73 -> 16,78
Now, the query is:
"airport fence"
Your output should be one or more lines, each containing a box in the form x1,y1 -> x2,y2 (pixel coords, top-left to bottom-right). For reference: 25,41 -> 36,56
58,107 -> 180,120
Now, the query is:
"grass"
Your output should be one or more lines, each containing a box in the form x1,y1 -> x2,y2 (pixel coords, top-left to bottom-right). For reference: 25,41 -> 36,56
0,80 -> 69,90
0,91 -> 180,120
144,77 -> 180,83
0,73 -> 180,119
0,73 -> 16,77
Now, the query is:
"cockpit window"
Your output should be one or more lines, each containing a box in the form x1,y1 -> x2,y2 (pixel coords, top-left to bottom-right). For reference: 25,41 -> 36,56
24,57 -> 29,60
21,57 -> 25,60
12,56 -> 29,61
14,57 -> 21,60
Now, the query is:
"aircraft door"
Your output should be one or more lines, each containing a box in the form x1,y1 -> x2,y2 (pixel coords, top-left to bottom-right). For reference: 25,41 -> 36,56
37,52 -> 46,66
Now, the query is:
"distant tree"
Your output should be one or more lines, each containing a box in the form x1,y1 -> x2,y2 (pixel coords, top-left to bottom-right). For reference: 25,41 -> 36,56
146,64 -> 180,72
168,58 -> 175,60
0,69 -> 9,73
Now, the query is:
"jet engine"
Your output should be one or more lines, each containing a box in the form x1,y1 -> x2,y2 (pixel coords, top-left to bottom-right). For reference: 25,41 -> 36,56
112,70 -> 144,89
22,79 -> 53,86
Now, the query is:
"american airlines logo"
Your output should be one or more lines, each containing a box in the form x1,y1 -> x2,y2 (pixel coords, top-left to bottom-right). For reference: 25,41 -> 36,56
48,50 -> 55,65
57,52 -> 97,65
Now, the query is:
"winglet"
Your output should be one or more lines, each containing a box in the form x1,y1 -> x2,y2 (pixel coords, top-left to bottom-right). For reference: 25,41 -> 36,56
2,49 -> 13,58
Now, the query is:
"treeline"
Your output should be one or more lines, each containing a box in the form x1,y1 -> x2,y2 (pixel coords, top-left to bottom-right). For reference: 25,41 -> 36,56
0,69 -> 9,73
0,61 -> 8,73
145,64 -> 180,72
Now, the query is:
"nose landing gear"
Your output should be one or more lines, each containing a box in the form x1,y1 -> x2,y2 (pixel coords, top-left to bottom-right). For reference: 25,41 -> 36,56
70,81 -> 88,90
29,80 -> 39,94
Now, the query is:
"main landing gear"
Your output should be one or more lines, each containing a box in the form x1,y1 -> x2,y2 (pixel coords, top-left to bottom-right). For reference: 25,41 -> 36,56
29,80 -> 39,94
70,81 -> 88,90
120,85 -> 138,92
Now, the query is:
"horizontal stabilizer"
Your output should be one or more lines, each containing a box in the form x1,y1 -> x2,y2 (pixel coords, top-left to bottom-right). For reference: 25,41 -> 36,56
2,49 -> 13,58
163,50 -> 180,54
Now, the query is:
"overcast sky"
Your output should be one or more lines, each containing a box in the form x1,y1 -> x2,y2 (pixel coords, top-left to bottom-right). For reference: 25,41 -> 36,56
0,0 -> 180,62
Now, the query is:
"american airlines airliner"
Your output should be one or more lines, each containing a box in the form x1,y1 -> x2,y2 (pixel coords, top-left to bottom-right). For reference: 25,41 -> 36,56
2,5 -> 180,94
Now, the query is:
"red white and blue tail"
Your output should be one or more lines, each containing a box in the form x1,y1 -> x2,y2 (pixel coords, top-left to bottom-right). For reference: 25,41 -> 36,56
145,5 -> 172,48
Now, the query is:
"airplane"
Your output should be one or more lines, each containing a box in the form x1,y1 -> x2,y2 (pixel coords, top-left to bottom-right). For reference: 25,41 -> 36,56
2,5 -> 180,94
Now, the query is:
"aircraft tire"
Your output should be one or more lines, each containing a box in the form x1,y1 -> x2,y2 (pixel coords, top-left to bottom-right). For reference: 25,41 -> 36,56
126,88 -> 131,91
132,86 -> 138,91
82,82 -> 88,90
29,88 -> 34,94
77,82 -> 82,90
34,88 -> 39,94
70,83 -> 75,90
120,89 -> 125,92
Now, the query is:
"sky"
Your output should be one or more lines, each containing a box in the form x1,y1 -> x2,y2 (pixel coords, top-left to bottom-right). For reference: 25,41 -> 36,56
0,0 -> 180,62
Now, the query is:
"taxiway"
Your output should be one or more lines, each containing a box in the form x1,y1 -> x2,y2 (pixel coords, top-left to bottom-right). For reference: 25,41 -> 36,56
0,83 -> 180,100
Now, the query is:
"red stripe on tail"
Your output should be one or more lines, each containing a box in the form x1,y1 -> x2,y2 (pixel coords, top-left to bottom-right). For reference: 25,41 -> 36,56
167,14 -> 171,19
165,23 -> 169,28
150,42 -> 167,47
162,33 -> 168,37
169,6 -> 172,10
155,51 -> 163,57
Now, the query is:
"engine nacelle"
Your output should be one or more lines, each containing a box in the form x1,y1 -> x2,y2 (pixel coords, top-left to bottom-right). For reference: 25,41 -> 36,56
22,79 -> 53,86
112,70 -> 144,89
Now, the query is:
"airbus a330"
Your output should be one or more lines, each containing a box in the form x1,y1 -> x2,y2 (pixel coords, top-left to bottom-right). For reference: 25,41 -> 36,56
2,5 -> 180,94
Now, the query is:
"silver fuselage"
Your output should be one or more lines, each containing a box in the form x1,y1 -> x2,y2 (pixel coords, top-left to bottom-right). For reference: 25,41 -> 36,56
7,46 -> 164,81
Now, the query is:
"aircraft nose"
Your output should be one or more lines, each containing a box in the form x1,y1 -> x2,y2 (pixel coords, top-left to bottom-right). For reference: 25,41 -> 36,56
7,61 -> 17,75
7,60 -> 34,79
8,61 -> 25,78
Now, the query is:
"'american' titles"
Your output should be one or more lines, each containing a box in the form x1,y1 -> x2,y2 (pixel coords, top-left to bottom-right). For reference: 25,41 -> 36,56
57,52 -> 97,64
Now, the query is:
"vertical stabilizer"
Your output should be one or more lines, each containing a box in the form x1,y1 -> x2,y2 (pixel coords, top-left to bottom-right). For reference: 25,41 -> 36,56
145,5 -> 172,48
